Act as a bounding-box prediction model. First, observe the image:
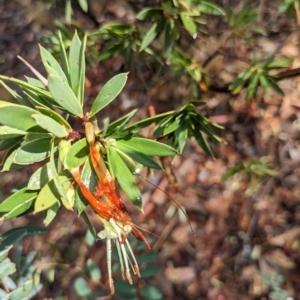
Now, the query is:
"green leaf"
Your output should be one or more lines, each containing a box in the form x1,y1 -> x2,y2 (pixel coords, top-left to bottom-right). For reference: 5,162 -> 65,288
114,138 -> 177,157
0,137 -> 21,151
69,32 -> 82,97
114,281 -> 137,299
14,138 -> 51,165
266,57 -> 293,69
176,123 -> 188,153
37,106 -> 72,129
49,140 -> 74,210
78,34 -> 87,104
39,45 -> 68,81
58,31 -> 70,80
19,251 -> 37,275
0,79 -> 27,106
26,76 -> 46,89
221,164 -> 244,181
164,20 -> 173,56
0,259 -> 16,280
44,202 -> 60,226
2,146 -> 23,171
25,132 -> 52,141
0,188 -> 38,220
0,246 -> 12,262
125,111 -> 174,133
107,147 -> 142,209
140,265 -> 161,278
0,75 -> 52,100
136,7 -> 163,21
74,157 -> 96,215
154,118 -> 181,136
140,286 -> 163,300
197,1 -> 225,15
65,0 -> 72,24
180,13 -> 197,36
48,74 -> 83,117
86,259 -> 101,280
192,126 -> 214,157
89,73 -> 128,117
140,19 -> 165,51
22,88 -> 52,109
0,126 -> 26,139
0,101 -> 40,131
78,0 -> 88,12
264,75 -> 284,95
0,230 -> 28,252
112,148 -> 136,172
32,114 -> 68,138
34,180 -> 59,214
137,250 -> 159,264
246,72 -> 260,100
105,109 -> 137,136
112,144 -> 162,169
8,280 -> 34,300
73,277 -> 92,297
64,138 -> 89,169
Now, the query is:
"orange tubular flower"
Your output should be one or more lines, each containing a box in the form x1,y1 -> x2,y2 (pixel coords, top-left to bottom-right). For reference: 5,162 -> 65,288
70,122 -> 150,294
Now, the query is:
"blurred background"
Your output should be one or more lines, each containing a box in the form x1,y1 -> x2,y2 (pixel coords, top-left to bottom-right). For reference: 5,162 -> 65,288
1,0 -> 300,299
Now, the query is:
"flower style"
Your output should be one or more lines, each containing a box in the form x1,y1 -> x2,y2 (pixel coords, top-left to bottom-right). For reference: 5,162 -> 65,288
97,217 -> 141,294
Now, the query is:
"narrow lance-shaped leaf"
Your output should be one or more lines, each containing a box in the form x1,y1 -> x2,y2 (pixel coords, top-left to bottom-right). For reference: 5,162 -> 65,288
0,75 -> 52,99
78,0 -> 88,12
136,7 -> 163,21
8,280 -> 34,300
48,74 -> 83,117
0,259 -> 16,280
0,101 -> 41,131
2,146 -> 23,171
125,111 -> 174,133
32,114 -> 68,138
78,34 -> 87,104
164,20 -> 173,56
39,45 -> 68,82
264,75 -> 284,95
192,125 -> 214,158
0,137 -> 21,151
107,146 -> 142,209
112,144 -> 162,170
49,139 -> 74,210
114,137 -> 177,157
180,13 -> 197,37
140,18 -> 165,51
69,31 -> 82,97
89,73 -> 128,117
43,202 -> 60,226
197,1 -> 225,15
0,188 -> 38,221
27,162 -> 53,190
58,31 -> 70,80
64,138 -> 89,169
34,180 -> 59,213
37,106 -> 72,129
0,126 -> 26,139
14,138 -> 51,165
105,108 -> 137,136
246,72 -> 260,100
0,79 -> 27,105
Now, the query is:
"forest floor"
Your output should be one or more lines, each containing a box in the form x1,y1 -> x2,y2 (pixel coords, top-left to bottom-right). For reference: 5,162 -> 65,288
1,0 -> 300,299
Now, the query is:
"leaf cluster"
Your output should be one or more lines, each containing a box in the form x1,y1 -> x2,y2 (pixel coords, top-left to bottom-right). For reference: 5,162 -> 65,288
0,226 -> 46,300
229,57 -> 293,101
